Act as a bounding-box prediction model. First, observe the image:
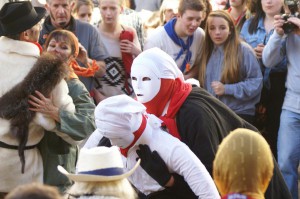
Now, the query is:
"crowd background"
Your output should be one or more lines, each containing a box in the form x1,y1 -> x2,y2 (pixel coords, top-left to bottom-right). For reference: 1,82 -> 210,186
0,0 -> 300,198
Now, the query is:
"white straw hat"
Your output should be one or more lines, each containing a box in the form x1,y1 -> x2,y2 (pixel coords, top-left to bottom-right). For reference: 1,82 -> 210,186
58,146 -> 140,182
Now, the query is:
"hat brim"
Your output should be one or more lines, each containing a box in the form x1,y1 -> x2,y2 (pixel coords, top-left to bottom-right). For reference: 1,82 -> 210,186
0,7 -> 46,36
57,159 -> 141,182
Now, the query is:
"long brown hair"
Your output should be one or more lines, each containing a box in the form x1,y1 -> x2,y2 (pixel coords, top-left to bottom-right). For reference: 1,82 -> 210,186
198,10 -> 242,87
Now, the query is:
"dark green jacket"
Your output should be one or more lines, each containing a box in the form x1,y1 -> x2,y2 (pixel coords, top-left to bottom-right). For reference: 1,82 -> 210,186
38,78 -> 96,192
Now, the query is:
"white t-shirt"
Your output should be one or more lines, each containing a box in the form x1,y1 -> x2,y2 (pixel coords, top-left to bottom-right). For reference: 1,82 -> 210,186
144,26 -> 205,73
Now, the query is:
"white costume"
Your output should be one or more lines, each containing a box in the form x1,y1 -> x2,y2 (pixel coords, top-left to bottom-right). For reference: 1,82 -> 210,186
94,95 -> 220,198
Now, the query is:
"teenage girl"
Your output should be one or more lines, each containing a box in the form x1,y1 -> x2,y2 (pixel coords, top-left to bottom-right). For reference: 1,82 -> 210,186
198,10 -> 262,124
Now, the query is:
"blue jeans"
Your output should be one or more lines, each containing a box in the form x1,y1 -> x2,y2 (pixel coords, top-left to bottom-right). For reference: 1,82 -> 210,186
277,109 -> 300,199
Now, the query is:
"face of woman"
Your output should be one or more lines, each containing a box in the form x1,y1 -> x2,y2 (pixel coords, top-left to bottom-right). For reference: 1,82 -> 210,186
207,16 -> 231,46
99,0 -> 121,25
262,0 -> 283,17
77,4 -> 93,23
46,38 -> 73,62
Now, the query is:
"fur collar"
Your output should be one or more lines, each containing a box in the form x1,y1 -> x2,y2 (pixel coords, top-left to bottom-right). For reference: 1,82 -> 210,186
0,52 -> 69,173
0,36 -> 40,58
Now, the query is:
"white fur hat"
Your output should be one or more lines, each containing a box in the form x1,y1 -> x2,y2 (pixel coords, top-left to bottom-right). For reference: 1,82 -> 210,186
58,146 -> 140,182
131,47 -> 184,80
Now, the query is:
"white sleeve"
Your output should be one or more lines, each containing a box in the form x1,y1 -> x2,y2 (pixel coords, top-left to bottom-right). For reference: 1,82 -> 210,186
82,129 -> 104,149
262,31 -> 286,68
51,79 -> 75,113
167,144 -> 220,199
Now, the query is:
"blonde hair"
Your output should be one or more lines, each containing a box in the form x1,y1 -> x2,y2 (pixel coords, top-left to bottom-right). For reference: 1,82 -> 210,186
213,128 -> 274,198
66,179 -> 137,199
144,11 -> 161,29
73,0 -> 94,14
98,0 -> 123,7
198,10 -> 241,87
5,183 -> 62,199
159,0 -> 180,25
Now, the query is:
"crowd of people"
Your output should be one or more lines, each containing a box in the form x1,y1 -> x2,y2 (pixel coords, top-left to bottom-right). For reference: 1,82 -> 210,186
0,0 -> 299,198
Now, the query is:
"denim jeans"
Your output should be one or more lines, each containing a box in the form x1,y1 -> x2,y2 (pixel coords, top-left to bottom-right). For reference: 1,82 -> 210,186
277,109 -> 300,199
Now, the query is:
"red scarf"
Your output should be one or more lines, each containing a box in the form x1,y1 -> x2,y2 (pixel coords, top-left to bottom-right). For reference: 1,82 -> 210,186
144,78 -> 192,139
144,79 -> 174,116
120,115 -> 147,157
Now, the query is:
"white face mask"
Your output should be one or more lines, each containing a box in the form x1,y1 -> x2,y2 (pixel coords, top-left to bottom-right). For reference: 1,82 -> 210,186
131,67 -> 161,103
109,134 -> 134,149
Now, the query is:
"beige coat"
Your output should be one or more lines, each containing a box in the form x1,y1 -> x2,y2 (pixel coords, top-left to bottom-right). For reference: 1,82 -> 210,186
0,36 -> 75,192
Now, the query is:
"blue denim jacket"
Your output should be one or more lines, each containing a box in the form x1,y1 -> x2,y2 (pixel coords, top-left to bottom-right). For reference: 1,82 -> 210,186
240,17 -> 287,89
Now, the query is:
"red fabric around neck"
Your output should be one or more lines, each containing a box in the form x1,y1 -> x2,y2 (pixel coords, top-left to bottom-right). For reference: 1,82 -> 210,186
160,78 -> 192,139
143,78 -> 192,139
164,78 -> 192,118
143,79 -> 175,116
120,115 -> 147,157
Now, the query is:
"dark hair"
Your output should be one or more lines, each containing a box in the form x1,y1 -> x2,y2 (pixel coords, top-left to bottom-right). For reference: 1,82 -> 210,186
200,0 -> 212,29
5,33 -> 21,40
5,183 -> 62,199
178,0 -> 205,15
248,0 -> 264,34
248,0 -> 284,34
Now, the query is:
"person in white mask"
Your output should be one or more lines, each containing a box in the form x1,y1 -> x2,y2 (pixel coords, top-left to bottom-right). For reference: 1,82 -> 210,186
130,47 -> 256,175
94,94 -> 220,199
85,47 -> 291,199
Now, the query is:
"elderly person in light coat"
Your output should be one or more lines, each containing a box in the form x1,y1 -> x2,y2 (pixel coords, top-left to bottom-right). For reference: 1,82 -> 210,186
0,1 -> 75,196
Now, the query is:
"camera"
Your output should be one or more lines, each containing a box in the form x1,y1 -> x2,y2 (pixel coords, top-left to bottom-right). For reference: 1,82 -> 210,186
281,0 -> 300,34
